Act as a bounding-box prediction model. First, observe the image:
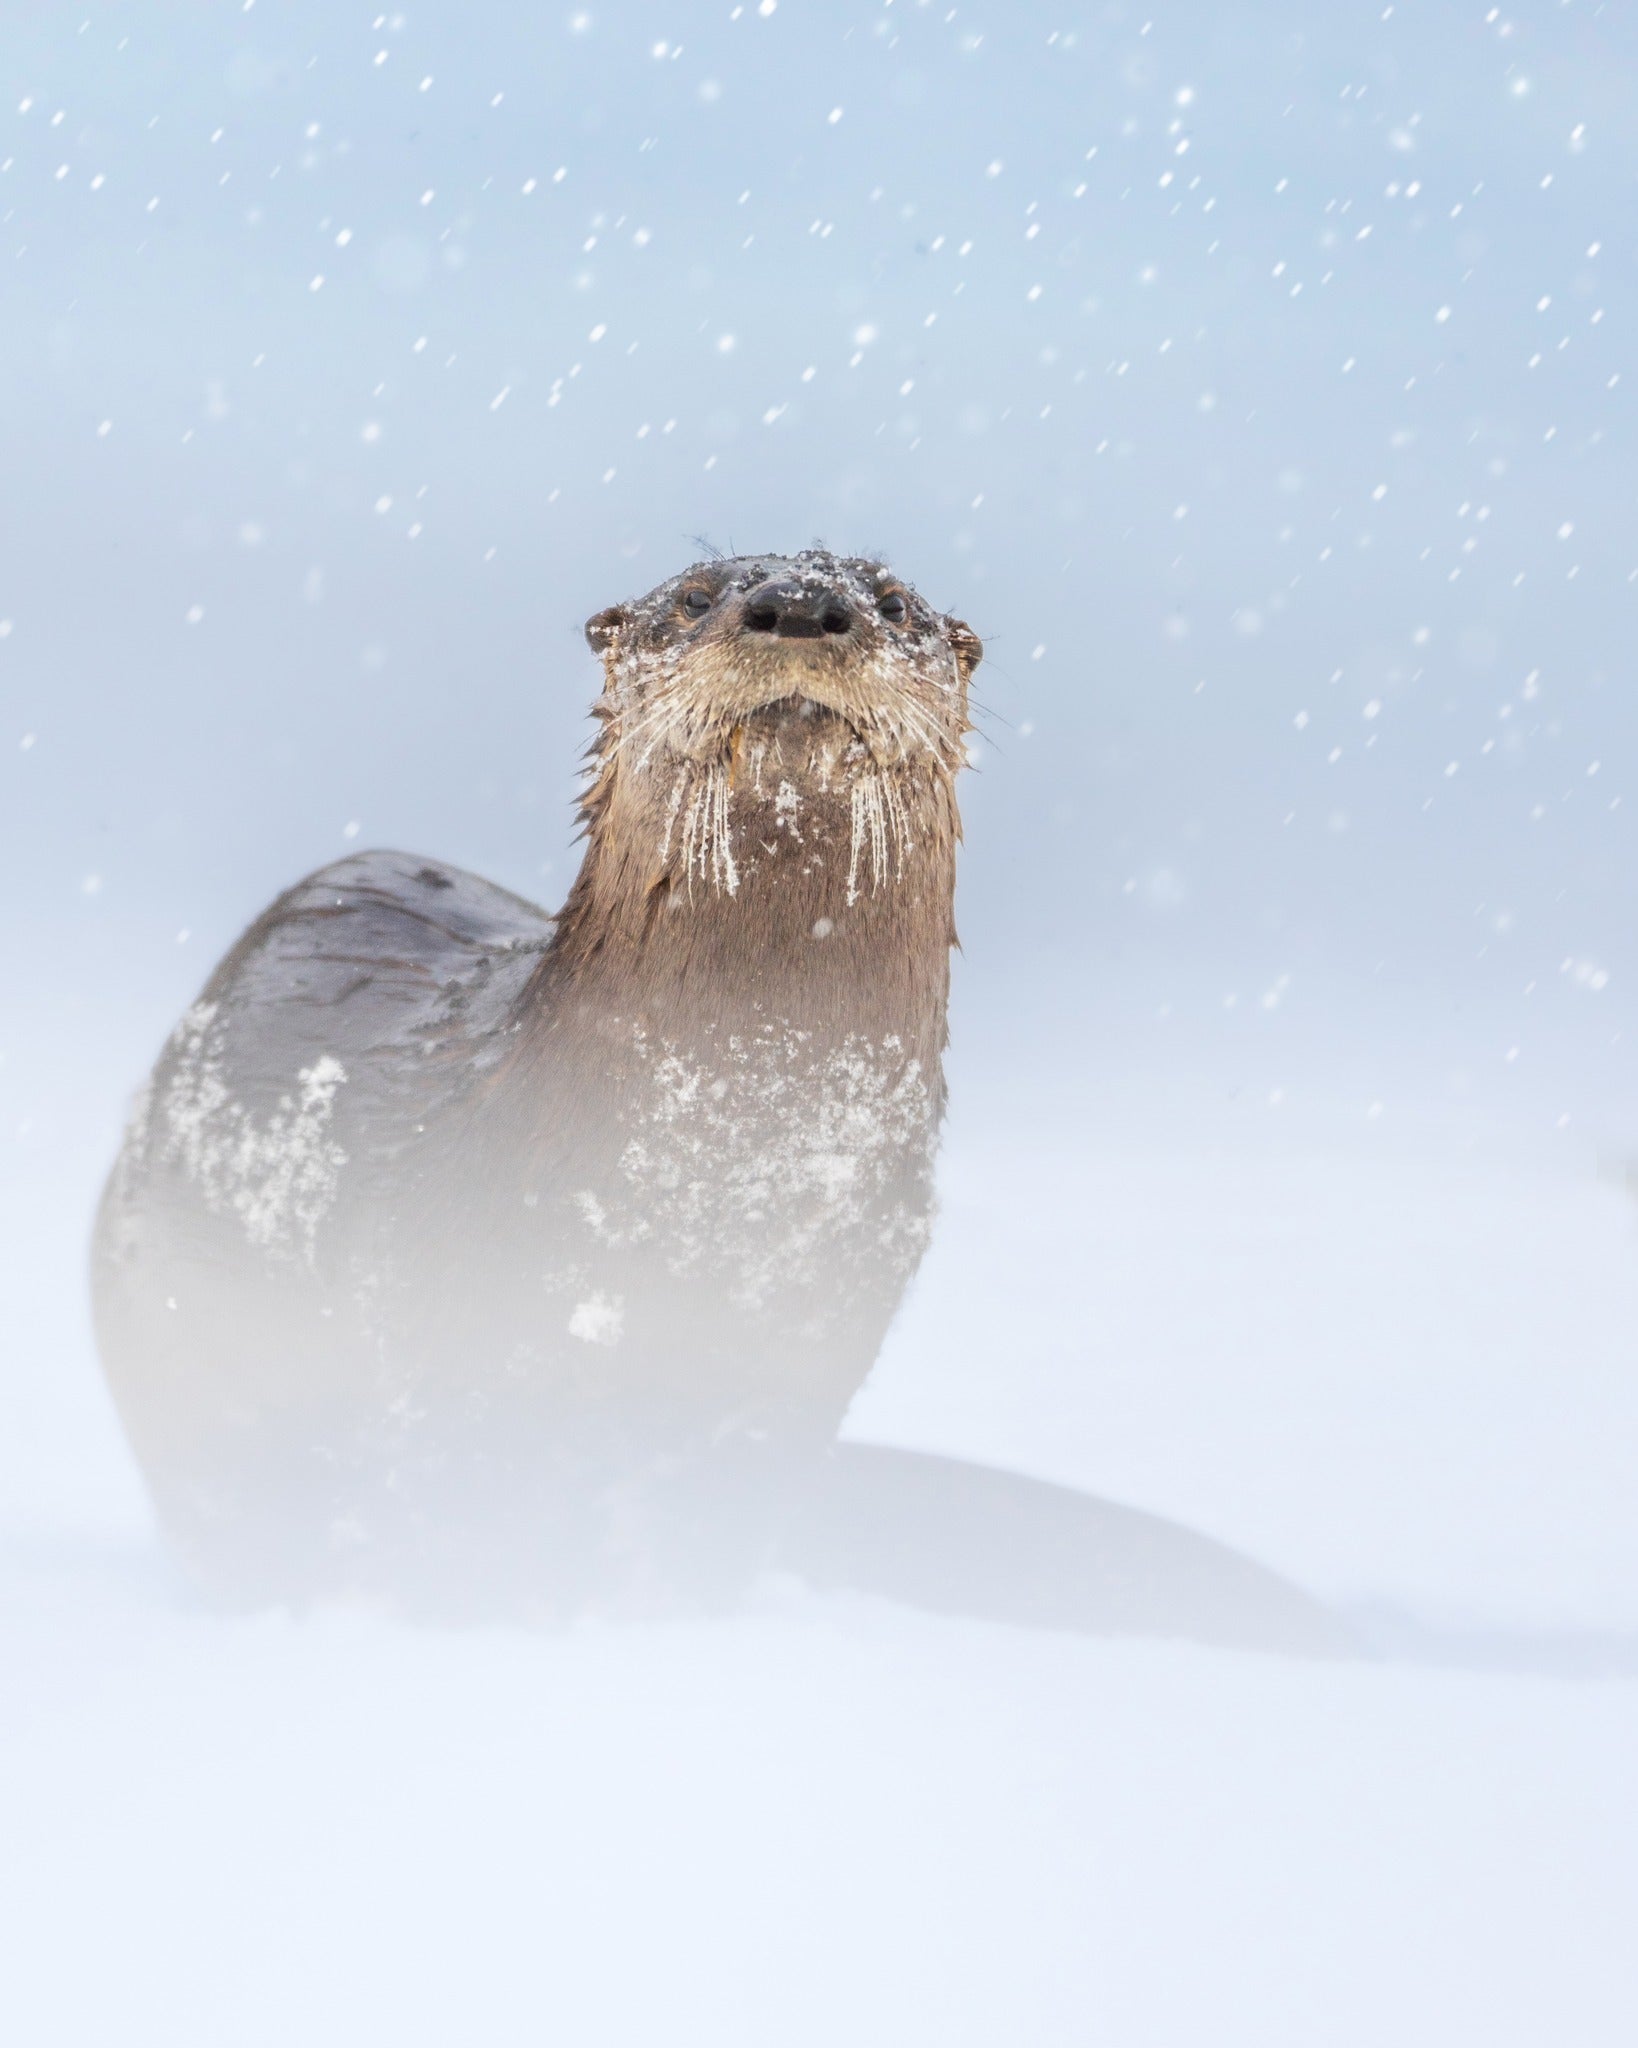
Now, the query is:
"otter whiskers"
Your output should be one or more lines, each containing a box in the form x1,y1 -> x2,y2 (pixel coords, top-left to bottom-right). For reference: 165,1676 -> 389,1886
678,759 -> 739,899
847,771 -> 915,906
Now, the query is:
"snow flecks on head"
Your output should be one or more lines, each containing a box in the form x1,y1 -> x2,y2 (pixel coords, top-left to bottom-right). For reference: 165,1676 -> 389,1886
160,1001 -> 349,1265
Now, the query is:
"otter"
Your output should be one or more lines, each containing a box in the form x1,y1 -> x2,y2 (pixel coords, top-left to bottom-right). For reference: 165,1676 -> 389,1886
92,547 -> 1345,1652
92,551 -> 975,1609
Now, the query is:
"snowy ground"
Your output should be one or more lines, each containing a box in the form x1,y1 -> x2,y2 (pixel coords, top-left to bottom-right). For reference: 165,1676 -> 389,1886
5,991 -> 1636,2047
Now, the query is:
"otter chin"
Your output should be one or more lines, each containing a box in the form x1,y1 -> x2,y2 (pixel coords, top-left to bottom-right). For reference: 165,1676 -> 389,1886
90,550 -> 984,1614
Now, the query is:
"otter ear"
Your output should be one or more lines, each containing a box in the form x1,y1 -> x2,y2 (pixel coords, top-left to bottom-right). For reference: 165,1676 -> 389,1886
946,617 -> 983,682
584,603 -> 632,656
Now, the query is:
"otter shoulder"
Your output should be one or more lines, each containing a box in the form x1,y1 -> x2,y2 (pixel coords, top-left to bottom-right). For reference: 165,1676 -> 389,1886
107,851 -> 555,1259
193,847 -> 554,1069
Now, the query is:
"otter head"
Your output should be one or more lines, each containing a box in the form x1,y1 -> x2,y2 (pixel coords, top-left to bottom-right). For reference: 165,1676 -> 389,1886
578,551 -> 981,904
585,549 -> 981,771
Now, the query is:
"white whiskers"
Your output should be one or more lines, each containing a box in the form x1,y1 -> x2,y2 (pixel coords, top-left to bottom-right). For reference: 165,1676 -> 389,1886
679,760 -> 739,898
848,772 -> 915,906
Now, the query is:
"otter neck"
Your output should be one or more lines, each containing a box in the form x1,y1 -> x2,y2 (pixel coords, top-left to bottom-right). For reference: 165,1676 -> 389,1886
543,752 -> 959,1066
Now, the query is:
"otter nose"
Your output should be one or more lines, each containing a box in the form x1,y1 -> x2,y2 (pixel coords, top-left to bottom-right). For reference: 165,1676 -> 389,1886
744,580 -> 855,639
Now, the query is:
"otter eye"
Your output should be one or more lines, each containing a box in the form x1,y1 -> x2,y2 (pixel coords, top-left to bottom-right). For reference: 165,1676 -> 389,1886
878,589 -> 909,625
681,588 -> 714,619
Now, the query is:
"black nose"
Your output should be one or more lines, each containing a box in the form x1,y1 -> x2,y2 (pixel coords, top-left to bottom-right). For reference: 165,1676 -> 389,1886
744,580 -> 855,639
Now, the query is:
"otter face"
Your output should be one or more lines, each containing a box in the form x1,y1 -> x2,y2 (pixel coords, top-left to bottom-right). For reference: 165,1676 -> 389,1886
584,550 -> 981,777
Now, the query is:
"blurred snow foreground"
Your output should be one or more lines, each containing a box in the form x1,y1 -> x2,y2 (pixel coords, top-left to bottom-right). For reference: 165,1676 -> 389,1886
7,1021 -> 1638,2044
